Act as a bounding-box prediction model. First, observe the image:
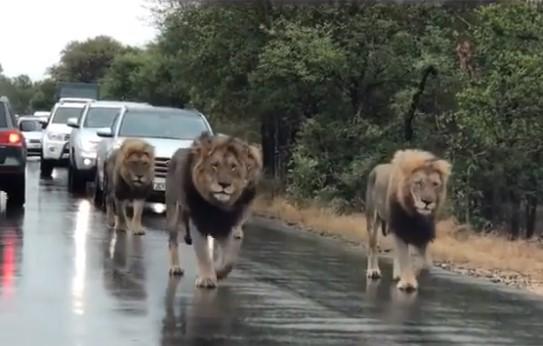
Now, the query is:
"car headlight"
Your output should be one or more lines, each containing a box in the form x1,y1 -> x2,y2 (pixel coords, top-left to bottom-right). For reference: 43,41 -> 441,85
47,132 -> 65,141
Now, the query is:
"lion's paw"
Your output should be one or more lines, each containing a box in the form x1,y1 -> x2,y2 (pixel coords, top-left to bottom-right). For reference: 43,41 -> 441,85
114,225 -> 127,233
216,264 -> 234,280
195,276 -> 218,289
366,269 -> 382,280
397,278 -> 418,292
169,266 -> 184,276
133,228 -> 145,236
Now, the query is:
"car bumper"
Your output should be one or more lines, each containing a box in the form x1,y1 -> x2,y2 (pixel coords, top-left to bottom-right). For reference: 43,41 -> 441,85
42,140 -> 69,161
25,142 -> 42,155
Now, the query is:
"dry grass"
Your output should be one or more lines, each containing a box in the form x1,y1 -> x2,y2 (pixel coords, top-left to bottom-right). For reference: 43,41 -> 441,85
252,195 -> 543,293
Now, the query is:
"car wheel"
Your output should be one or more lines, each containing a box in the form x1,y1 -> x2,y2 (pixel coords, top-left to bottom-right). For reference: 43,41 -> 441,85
68,165 -> 86,193
6,174 -> 25,210
93,172 -> 104,209
40,158 -> 53,178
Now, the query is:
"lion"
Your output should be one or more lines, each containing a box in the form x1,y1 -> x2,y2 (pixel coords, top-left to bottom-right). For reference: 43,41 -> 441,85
365,149 -> 452,291
165,132 -> 261,288
104,138 -> 155,236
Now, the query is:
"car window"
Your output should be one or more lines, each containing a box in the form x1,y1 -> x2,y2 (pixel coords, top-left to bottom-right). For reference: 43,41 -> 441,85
19,120 -> 42,132
118,110 -> 209,140
83,107 -> 121,128
0,103 -> 6,128
51,107 -> 84,124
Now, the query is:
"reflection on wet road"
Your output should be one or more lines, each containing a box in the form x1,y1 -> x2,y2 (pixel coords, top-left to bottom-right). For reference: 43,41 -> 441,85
1,162 -> 543,345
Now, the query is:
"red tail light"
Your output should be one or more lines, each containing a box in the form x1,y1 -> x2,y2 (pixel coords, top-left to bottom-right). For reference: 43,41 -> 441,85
0,130 -> 24,146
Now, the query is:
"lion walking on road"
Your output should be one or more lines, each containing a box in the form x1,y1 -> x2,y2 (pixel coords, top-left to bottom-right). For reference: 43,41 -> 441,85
165,132 -> 262,289
365,149 -> 452,291
104,138 -> 155,236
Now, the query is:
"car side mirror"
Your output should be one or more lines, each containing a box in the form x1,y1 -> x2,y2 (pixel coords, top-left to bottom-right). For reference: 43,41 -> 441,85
96,128 -> 113,138
39,118 -> 48,129
67,117 -> 79,129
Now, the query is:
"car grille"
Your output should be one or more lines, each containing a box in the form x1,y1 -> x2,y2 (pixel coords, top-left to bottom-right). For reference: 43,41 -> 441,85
154,157 -> 169,178
30,139 -> 41,144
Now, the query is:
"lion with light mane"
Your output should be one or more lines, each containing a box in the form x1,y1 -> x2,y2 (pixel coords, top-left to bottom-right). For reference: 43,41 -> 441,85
365,149 -> 452,291
104,138 -> 155,236
165,132 -> 262,289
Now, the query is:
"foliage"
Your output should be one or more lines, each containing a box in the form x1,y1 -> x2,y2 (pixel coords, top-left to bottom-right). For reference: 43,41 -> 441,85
48,36 -> 127,83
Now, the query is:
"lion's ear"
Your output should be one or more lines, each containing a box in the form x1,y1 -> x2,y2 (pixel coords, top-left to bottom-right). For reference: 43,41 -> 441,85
432,159 -> 452,179
191,132 -> 214,157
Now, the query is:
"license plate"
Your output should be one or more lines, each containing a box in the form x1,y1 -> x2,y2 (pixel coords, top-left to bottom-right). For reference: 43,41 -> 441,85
153,178 -> 166,191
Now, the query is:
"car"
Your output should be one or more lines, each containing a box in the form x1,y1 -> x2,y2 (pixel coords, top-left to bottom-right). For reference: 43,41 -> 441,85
17,116 -> 43,157
33,111 -> 50,118
40,98 -> 91,177
0,96 -> 26,208
93,105 -> 213,207
66,100 -> 150,192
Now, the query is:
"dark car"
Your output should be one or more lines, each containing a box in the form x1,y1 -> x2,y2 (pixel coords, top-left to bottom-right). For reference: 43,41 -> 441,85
0,97 -> 26,208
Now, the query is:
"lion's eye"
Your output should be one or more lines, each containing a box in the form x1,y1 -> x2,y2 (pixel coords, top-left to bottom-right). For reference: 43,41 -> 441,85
231,164 -> 237,172
433,181 -> 440,187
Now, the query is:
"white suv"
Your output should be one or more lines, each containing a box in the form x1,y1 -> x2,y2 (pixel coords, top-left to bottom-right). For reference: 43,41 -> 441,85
66,100 -> 149,192
40,99 -> 90,177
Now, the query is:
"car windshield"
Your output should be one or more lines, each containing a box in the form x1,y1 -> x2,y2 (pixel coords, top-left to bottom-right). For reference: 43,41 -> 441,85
118,110 -> 209,139
19,120 -> 41,132
51,107 -> 84,124
84,107 -> 121,128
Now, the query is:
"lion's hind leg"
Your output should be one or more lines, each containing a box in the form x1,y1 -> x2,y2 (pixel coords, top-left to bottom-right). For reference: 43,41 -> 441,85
214,231 -> 242,280
131,199 -> 146,236
366,211 -> 382,280
114,199 -> 129,232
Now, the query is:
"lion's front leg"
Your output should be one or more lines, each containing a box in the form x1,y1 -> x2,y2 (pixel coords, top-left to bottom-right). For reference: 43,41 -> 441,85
414,244 -> 432,276
166,202 -> 184,276
214,231 -> 242,280
393,234 -> 418,291
114,199 -> 129,232
192,229 -> 217,289
131,199 -> 145,236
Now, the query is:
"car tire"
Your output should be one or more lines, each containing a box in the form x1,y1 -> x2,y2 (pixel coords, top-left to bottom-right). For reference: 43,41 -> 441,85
68,165 -> 86,193
6,174 -> 25,210
93,172 -> 104,209
40,158 -> 53,178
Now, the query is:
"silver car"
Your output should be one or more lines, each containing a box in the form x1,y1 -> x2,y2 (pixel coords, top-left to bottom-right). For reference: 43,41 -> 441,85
66,100 -> 150,192
93,105 -> 213,207
17,116 -> 43,157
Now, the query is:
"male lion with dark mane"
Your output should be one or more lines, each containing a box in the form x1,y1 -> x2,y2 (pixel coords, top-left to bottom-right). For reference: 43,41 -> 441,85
104,138 -> 155,236
365,149 -> 451,291
165,132 -> 262,288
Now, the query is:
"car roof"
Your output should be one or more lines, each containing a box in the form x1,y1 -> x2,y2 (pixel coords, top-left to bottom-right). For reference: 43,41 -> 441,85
18,116 -> 41,122
58,97 -> 94,103
55,100 -> 89,108
0,96 -> 9,103
88,100 -> 151,108
125,105 -> 204,118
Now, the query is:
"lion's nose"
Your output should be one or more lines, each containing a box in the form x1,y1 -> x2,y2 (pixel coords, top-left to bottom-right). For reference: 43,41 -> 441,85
421,198 -> 432,206
218,181 -> 230,189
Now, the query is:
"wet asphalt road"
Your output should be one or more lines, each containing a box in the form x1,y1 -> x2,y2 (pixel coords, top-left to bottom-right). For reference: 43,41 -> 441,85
1,162 -> 543,346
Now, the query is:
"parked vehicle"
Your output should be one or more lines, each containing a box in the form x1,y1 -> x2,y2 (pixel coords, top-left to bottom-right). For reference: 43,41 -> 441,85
93,105 -> 213,206
0,96 -> 26,208
17,116 -> 43,157
66,100 -> 150,192
40,98 -> 91,177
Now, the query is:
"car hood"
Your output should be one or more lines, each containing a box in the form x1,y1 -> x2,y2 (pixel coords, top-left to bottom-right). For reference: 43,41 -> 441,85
22,131 -> 43,140
46,123 -> 72,134
116,137 -> 194,158
79,128 -> 102,145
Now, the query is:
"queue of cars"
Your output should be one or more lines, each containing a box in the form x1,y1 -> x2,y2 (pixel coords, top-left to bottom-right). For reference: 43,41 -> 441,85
0,94 -> 214,211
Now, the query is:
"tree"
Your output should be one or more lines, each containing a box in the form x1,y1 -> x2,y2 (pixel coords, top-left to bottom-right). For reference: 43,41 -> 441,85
48,36 -> 126,83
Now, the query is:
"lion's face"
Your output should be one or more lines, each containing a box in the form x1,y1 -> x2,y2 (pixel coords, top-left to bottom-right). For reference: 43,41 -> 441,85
407,168 -> 445,216
119,140 -> 155,188
191,134 -> 249,208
